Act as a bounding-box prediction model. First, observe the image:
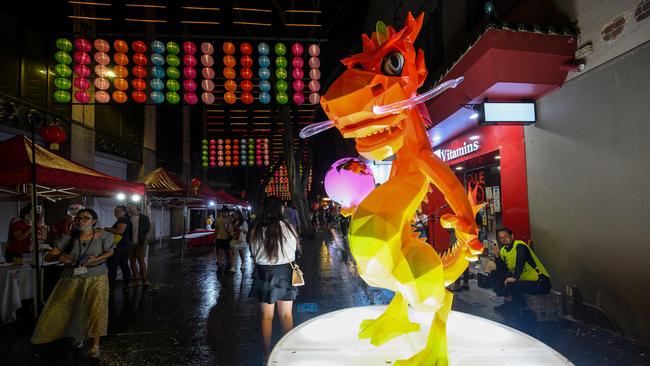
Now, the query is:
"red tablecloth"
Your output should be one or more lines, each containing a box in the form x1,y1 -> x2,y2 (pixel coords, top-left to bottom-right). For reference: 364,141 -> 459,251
186,230 -> 215,249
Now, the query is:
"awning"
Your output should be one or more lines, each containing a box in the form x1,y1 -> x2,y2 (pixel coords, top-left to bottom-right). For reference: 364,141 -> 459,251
0,135 -> 145,199
217,190 -> 248,207
426,27 -> 577,142
136,167 -> 185,195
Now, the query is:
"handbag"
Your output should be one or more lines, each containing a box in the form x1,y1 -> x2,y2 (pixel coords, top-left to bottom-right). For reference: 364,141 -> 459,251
290,262 -> 305,287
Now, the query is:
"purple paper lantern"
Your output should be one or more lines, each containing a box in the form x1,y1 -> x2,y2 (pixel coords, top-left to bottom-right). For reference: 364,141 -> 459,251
324,157 -> 375,208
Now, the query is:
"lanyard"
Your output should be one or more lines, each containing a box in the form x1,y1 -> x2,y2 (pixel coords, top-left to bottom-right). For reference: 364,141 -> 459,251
75,234 -> 94,266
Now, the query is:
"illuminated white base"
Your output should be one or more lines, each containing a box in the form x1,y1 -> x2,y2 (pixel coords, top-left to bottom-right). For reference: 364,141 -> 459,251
269,306 -> 572,365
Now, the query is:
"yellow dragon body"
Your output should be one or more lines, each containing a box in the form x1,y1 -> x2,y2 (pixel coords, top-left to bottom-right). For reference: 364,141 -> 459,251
319,13 -> 485,365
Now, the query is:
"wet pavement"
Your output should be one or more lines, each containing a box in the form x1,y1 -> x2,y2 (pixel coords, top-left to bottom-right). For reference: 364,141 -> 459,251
2,229 -> 649,366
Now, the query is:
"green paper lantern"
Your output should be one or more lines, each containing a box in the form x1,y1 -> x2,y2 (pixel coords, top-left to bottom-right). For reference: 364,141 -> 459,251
202,144 -> 208,151
275,80 -> 288,92
54,51 -> 72,65
202,152 -> 208,158
274,43 -> 286,55
55,38 -> 73,52
166,41 -> 180,54
166,79 -> 180,91
54,64 -> 72,78
166,67 -> 180,79
54,77 -> 72,90
166,54 -> 180,67
202,139 -> 208,144
276,92 -> 289,104
166,91 -> 181,104
53,90 -> 71,103
275,68 -> 287,79
275,56 -> 287,68
202,162 -> 209,168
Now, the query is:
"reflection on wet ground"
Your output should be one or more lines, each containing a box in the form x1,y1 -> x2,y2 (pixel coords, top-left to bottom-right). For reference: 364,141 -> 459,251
1,230 -> 649,365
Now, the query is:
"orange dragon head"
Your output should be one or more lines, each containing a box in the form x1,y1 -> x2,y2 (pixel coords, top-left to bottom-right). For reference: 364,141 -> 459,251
320,12 -> 427,161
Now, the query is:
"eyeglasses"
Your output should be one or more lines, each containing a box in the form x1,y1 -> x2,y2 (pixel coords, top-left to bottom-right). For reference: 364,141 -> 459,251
75,216 -> 94,222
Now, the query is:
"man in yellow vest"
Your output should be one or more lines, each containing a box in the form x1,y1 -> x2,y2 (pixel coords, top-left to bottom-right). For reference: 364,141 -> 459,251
491,227 -> 551,313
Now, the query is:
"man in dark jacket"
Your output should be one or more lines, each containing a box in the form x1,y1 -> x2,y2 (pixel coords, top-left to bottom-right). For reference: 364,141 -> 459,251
127,202 -> 151,287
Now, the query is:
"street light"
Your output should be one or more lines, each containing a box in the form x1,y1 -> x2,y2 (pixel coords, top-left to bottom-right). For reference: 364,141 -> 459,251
116,192 -> 126,201
131,194 -> 141,202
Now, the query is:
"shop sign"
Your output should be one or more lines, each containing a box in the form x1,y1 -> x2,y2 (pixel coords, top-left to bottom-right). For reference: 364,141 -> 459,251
433,141 -> 480,162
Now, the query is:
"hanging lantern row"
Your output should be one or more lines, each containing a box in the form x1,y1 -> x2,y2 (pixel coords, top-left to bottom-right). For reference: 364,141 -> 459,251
275,42 -> 289,104
201,42 -> 216,104
53,38 -> 321,105
258,42 -> 271,104
53,38 -> 73,103
201,138 -> 270,168
308,44 -> 321,105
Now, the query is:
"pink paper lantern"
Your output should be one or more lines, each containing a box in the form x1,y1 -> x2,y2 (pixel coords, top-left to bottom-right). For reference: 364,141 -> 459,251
201,79 -> 215,91
324,157 -> 375,208
95,90 -> 110,103
200,54 -> 214,67
309,68 -> 321,80
210,162 -> 216,168
202,67 -> 215,79
183,41 -> 197,54
74,38 -> 92,53
308,80 -> 321,92
94,77 -> 110,90
308,57 -> 320,69
74,90 -> 90,103
94,39 -> 110,52
183,67 -> 197,79
184,92 -> 198,105
309,92 -> 320,105
292,79 -> 304,92
73,64 -> 90,78
183,79 -> 197,92
95,65 -> 110,78
201,42 -> 214,55
292,68 -> 304,80
201,92 -> 215,105
291,43 -> 304,56
183,54 -> 197,67
73,77 -> 90,90
293,92 -> 305,105
308,44 -> 320,57
94,52 -> 110,65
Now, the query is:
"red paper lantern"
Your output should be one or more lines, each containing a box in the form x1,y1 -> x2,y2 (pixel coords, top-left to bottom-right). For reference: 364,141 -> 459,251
131,78 -> 146,91
41,122 -> 67,150
132,66 -> 148,79
241,92 -> 253,104
132,40 -> 147,53
133,53 -> 148,66
240,68 -> 253,80
240,42 -> 253,55
191,177 -> 201,194
241,80 -> 253,92
241,55 -> 253,68
131,91 -> 147,103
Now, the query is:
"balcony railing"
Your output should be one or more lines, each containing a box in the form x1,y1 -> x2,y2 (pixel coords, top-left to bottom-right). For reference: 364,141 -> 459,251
95,131 -> 143,163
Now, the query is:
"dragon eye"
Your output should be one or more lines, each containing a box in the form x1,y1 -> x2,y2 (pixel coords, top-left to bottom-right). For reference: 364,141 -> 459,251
381,52 -> 404,76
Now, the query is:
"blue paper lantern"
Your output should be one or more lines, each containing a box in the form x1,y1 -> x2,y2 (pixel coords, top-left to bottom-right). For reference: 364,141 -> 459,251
150,91 -> 164,104
258,55 -> 270,68
151,53 -> 165,66
259,91 -> 271,104
151,40 -> 165,54
259,80 -> 271,92
151,66 -> 165,79
150,78 -> 164,91
258,68 -> 270,80
257,42 -> 270,55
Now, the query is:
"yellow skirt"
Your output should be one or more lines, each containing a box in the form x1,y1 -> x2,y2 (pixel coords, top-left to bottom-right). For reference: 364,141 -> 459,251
31,274 -> 109,343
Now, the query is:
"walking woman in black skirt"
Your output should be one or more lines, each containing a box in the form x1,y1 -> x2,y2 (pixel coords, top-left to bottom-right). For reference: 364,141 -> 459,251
248,197 -> 300,363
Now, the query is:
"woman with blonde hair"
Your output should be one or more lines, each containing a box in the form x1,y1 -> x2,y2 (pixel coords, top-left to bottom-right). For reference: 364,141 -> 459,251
31,208 -> 114,358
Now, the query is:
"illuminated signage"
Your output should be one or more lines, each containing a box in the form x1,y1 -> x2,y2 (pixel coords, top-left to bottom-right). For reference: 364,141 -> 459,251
479,101 -> 536,125
434,141 -> 480,162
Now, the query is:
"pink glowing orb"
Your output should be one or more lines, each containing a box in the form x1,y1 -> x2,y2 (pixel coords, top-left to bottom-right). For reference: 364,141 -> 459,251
324,157 -> 375,208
